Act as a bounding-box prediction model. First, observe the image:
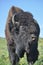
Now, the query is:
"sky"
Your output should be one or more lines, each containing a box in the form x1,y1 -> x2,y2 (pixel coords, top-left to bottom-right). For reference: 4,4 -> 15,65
0,0 -> 43,38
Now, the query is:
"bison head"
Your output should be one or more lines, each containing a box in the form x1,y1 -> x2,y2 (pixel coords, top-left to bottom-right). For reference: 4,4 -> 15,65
9,12 -> 40,54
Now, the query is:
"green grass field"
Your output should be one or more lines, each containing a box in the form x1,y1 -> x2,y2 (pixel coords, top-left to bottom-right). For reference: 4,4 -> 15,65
0,37 -> 43,65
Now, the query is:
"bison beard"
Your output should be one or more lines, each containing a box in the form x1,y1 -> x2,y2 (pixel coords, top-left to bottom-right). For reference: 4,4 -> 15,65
5,6 -> 40,65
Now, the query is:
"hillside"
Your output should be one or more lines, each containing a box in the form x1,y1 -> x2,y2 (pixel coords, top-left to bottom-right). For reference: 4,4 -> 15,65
0,37 -> 43,65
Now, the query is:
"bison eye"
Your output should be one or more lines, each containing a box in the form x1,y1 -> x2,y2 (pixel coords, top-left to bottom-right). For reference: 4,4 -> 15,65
32,37 -> 36,41
31,34 -> 36,41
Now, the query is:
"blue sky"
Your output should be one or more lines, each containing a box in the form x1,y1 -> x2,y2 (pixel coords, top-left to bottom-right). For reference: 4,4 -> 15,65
0,0 -> 43,38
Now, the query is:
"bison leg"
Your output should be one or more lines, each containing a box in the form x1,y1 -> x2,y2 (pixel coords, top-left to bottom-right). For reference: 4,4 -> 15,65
8,47 -> 19,65
26,49 -> 39,65
26,53 -> 33,65
7,41 -> 19,65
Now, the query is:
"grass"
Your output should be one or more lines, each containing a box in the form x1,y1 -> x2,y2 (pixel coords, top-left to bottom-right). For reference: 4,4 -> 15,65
0,37 -> 43,65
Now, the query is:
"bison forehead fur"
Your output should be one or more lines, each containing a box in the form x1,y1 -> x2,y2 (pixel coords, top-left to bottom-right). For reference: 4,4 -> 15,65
5,6 -> 40,65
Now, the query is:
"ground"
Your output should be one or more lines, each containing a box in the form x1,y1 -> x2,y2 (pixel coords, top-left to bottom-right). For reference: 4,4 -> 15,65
0,37 -> 43,65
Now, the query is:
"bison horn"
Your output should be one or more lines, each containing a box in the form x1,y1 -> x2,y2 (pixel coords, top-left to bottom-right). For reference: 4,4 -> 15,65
12,13 -> 18,24
12,13 -> 16,24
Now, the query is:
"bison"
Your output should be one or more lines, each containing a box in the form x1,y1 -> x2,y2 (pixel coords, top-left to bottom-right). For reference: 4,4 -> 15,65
5,6 -> 40,65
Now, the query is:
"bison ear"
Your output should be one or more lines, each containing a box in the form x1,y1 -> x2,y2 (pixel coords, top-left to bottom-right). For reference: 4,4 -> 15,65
12,13 -> 19,24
